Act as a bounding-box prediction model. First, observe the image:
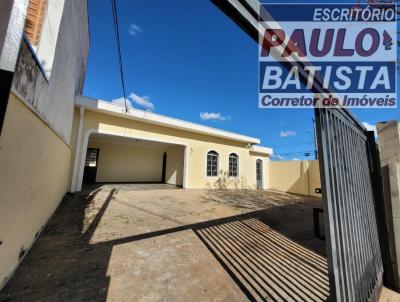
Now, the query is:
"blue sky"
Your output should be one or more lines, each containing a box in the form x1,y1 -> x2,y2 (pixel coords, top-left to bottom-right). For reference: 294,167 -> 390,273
84,0 -> 400,160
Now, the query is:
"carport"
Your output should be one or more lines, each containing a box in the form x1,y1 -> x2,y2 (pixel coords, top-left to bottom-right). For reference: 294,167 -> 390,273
74,129 -> 188,192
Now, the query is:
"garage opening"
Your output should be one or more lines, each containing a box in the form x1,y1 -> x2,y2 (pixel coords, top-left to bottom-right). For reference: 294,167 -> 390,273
82,133 -> 185,187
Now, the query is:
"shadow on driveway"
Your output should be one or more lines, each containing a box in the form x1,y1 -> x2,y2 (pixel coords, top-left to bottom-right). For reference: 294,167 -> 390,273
0,184 -> 329,302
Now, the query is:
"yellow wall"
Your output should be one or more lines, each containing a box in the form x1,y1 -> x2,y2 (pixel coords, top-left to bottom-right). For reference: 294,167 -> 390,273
308,160 -> 321,197
165,145 -> 184,186
71,110 -> 270,190
269,160 -> 321,197
88,140 -> 164,182
0,94 -> 71,287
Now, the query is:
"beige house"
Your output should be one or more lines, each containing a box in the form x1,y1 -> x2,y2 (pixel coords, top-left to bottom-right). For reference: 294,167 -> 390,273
70,96 -> 272,192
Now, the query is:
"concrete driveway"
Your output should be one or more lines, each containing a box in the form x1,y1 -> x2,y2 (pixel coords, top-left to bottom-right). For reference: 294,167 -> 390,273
0,184 -> 329,302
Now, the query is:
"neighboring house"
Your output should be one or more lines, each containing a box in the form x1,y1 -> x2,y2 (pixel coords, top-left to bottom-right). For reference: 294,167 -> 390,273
0,0 -> 272,289
0,0 -> 89,289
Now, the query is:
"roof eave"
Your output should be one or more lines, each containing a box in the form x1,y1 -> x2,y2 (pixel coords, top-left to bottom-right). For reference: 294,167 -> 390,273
75,95 -> 260,145
250,145 -> 273,155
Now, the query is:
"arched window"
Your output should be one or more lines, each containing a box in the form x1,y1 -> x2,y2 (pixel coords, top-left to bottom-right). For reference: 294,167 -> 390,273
229,153 -> 239,177
207,151 -> 219,177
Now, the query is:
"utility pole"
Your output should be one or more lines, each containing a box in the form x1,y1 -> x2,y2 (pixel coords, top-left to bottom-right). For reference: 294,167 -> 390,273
307,119 -> 318,160
312,118 -> 318,159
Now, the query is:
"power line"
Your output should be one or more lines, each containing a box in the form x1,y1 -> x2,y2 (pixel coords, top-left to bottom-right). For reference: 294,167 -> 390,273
271,149 -> 315,157
270,141 -> 314,149
277,150 -> 314,156
110,0 -> 128,113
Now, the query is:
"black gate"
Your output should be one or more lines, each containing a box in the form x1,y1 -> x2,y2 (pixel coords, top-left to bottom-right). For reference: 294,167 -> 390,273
315,107 -> 389,301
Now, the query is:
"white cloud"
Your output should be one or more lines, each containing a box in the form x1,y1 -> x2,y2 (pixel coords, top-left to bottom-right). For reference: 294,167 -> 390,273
129,24 -> 143,36
293,158 -> 300,161
200,112 -> 230,121
129,93 -> 154,111
111,97 -> 132,107
277,155 -> 284,160
111,93 -> 155,112
279,130 -> 297,137
362,121 -> 377,137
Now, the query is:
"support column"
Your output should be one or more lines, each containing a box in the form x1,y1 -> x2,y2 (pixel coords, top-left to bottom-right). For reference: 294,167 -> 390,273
70,107 -> 84,192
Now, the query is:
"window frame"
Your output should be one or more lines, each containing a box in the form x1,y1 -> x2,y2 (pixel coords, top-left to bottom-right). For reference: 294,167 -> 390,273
22,0 -> 65,80
228,153 -> 239,178
206,150 -> 219,177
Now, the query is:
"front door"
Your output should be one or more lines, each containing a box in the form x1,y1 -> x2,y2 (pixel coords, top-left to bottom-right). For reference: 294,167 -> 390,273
256,159 -> 263,190
83,148 -> 99,184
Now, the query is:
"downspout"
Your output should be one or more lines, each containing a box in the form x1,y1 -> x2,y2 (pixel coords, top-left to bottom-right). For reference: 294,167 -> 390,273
70,106 -> 84,192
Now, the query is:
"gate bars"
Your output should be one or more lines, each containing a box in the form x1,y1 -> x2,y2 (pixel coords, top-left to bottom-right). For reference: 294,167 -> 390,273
315,107 -> 392,301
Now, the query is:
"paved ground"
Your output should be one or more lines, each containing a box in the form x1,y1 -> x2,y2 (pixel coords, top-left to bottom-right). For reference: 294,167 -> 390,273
0,184 -> 330,301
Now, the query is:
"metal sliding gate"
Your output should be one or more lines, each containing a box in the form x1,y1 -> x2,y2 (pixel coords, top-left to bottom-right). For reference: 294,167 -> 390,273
209,2 -> 394,301
315,107 -> 387,302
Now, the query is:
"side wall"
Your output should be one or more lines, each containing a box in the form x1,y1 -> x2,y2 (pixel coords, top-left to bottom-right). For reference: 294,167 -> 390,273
165,145 -> 184,186
88,140 -> 164,183
378,120 -> 400,289
378,121 -> 400,167
269,160 -> 321,197
0,95 -> 71,287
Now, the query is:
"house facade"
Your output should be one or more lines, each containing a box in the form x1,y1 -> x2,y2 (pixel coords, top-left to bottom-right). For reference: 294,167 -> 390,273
70,96 -> 272,193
